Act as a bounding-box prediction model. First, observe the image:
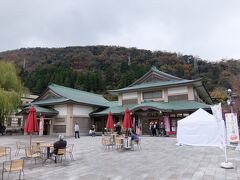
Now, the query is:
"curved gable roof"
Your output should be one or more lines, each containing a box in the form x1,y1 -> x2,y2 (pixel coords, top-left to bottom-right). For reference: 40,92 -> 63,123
129,66 -> 183,86
34,84 -> 109,107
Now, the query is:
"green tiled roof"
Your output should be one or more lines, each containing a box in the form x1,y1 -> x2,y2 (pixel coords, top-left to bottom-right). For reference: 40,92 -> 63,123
45,84 -> 109,107
32,97 -> 68,105
24,105 -> 58,115
92,100 -> 210,116
108,79 -> 197,93
132,100 -> 210,111
91,103 -> 135,116
168,100 -> 210,111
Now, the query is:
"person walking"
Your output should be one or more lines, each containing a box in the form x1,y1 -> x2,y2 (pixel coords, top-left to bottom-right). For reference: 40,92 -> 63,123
74,123 -> 80,138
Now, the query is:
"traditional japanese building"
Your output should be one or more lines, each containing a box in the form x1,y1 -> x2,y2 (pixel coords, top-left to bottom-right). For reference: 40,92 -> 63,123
23,66 -> 212,136
91,66 -> 212,135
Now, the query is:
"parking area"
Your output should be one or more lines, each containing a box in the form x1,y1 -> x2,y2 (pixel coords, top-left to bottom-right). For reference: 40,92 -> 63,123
0,135 -> 240,180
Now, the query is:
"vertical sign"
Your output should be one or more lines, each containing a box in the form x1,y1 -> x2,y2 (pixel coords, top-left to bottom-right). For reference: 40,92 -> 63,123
225,113 -> 239,143
39,116 -> 44,136
210,103 -> 226,150
163,116 -> 170,133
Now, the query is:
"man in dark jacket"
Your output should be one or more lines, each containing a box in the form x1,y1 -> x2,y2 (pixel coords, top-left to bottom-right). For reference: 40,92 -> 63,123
115,122 -> 121,135
53,134 -> 67,162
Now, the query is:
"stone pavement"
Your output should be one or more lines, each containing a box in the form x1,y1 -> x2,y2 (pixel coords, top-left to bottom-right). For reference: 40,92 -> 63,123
1,135 -> 240,180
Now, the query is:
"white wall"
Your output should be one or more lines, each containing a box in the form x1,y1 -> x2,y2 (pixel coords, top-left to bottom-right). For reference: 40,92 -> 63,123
73,104 -> 93,117
168,86 -> 188,95
122,92 -> 138,100
54,104 -> 67,116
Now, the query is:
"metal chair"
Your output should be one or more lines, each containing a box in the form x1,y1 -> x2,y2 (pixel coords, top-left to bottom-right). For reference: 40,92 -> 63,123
66,144 -> 74,160
31,144 -> 41,154
102,136 -> 114,150
2,159 -> 24,180
25,147 -> 41,164
115,137 -> 123,150
0,147 -> 11,161
55,148 -> 66,163
132,138 -> 142,151
15,142 -> 26,156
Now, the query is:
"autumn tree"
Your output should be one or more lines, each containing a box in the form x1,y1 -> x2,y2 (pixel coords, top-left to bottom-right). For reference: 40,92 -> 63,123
210,87 -> 227,103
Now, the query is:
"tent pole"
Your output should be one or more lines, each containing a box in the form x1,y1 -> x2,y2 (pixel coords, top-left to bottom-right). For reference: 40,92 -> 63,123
224,146 -> 228,162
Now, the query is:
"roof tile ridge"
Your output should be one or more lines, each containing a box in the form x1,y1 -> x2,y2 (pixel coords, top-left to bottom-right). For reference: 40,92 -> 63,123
50,83 -> 105,98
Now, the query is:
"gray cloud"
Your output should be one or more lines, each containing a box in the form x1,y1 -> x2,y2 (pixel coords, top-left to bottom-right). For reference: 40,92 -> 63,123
0,0 -> 240,61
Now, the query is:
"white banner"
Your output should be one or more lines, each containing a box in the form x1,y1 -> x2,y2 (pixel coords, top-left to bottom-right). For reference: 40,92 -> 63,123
225,113 -> 239,143
210,103 -> 226,149
39,116 -> 44,136
211,103 -> 223,121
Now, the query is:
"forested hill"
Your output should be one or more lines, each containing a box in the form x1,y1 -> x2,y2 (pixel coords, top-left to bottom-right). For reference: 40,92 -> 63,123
0,45 -> 240,102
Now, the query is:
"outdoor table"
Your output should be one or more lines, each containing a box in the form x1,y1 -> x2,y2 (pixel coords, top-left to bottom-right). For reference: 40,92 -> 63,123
32,140 -> 45,145
40,143 -> 54,163
32,140 -> 45,151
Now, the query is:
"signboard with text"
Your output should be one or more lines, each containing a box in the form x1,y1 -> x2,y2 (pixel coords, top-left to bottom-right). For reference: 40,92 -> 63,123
225,113 -> 239,143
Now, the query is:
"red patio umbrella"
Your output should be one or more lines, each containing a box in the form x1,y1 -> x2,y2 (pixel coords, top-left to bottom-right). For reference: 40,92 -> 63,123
106,111 -> 114,129
24,106 -> 39,147
123,108 -> 132,129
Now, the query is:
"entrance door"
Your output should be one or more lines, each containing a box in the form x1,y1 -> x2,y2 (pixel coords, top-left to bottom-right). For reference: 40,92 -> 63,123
43,120 -> 50,135
142,119 -> 160,135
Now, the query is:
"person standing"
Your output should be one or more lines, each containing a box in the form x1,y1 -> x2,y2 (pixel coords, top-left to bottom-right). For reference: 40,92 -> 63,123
149,122 -> 153,136
159,122 -> 165,136
155,122 -> 159,136
74,123 -> 80,138
152,122 -> 157,136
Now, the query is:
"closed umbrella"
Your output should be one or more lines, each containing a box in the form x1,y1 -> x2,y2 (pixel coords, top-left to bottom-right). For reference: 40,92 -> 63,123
123,108 -> 132,129
106,111 -> 114,129
122,108 -> 133,148
24,106 -> 39,147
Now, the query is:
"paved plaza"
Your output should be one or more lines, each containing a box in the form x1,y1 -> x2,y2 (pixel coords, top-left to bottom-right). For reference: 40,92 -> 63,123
1,135 -> 240,180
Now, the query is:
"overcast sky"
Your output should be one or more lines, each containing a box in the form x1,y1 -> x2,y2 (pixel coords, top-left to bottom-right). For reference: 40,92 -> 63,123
0,0 -> 240,61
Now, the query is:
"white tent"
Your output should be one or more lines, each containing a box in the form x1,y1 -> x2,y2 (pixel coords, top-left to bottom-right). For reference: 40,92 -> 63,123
177,108 -> 223,147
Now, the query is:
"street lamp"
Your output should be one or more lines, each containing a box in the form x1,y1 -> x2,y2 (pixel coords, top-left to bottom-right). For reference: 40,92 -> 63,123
227,88 -> 235,113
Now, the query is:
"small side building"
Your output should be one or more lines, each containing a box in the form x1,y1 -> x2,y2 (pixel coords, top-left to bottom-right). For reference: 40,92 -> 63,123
23,84 -> 109,136
6,94 -> 38,132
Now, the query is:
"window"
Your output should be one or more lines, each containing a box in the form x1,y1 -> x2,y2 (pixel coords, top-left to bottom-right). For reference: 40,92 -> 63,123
122,99 -> 138,105
143,91 -> 162,100
53,125 -> 66,133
